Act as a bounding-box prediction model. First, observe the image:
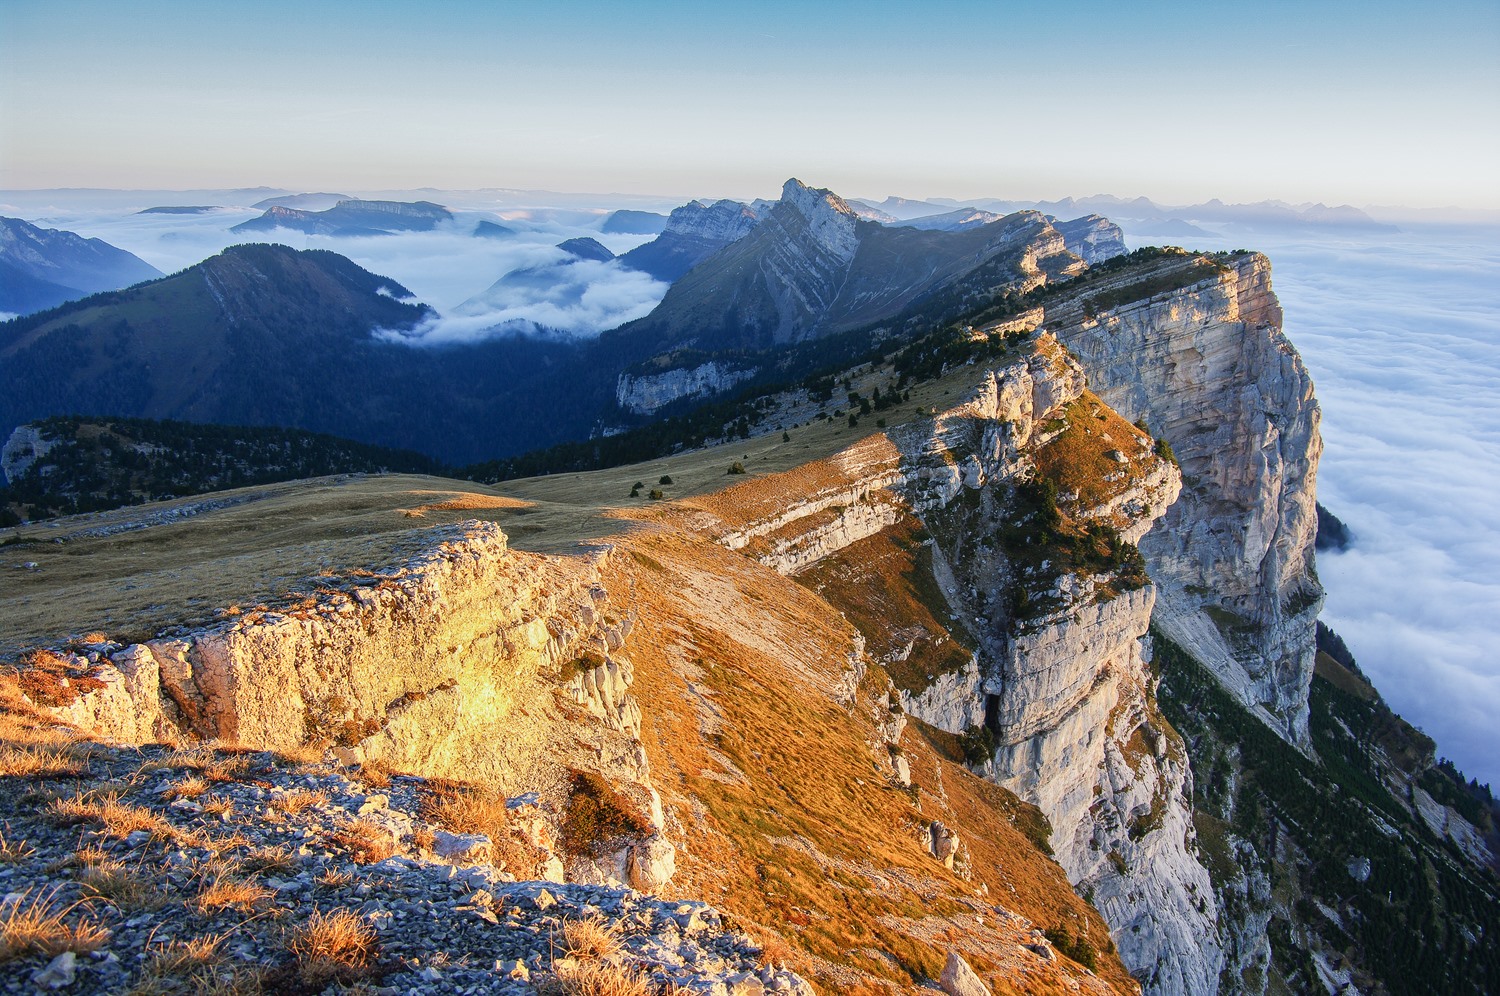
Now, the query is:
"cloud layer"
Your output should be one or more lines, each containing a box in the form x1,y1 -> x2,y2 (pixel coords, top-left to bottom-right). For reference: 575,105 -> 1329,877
1123,220 -> 1500,787
3,201 -> 665,341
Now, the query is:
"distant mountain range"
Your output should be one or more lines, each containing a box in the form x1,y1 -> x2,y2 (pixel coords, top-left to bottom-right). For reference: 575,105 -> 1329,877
0,179 -> 1128,463
601,209 -> 669,235
0,216 -> 162,316
231,199 -> 455,236
0,244 -> 591,463
607,179 -> 1122,360
616,199 -> 762,282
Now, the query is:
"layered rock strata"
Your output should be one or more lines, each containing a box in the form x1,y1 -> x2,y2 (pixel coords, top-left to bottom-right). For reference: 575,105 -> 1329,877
1049,252 -> 1323,746
709,334 -> 1220,994
41,521 -> 675,894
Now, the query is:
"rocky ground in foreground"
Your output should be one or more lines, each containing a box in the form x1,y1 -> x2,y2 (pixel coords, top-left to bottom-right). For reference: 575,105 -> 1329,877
0,731 -> 813,995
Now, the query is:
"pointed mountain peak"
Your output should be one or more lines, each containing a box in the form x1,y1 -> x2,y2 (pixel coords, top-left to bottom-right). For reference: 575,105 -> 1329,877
780,178 -> 859,222
777,179 -> 859,262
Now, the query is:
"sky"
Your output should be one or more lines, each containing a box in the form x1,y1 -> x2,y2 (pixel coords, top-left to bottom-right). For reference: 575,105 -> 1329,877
2,0 -> 1498,209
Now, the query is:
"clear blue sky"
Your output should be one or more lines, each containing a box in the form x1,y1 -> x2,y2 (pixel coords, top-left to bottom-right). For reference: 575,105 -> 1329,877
2,0 -> 1496,207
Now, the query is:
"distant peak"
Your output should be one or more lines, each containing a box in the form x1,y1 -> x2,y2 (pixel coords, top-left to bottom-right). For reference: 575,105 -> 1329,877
777,178 -> 859,262
780,178 -> 858,221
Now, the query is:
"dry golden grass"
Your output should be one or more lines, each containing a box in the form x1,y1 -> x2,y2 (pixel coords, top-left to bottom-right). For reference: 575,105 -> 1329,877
272,742 -> 327,766
314,867 -> 354,889
1033,391 -> 1157,517
129,933 -> 265,996
284,908 -> 377,988
357,760 -> 393,788
562,915 -> 624,960
79,858 -> 166,910
419,782 -> 508,839
194,873 -> 273,913
0,742 -> 86,779
0,827 -> 34,863
241,845 -> 299,877
137,746 -> 215,775
0,886 -> 110,963
604,529 -> 1136,994
411,826 -> 435,853
202,755 -> 250,783
417,780 -> 539,873
47,792 -> 180,841
798,515 -> 972,697
162,776 -> 209,801
539,961 -> 658,996
397,491 -> 534,517
199,795 -> 234,818
327,819 -> 395,865
269,788 -> 327,815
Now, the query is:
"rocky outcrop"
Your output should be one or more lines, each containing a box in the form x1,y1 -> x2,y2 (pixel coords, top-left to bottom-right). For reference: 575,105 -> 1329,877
0,423 -> 58,484
1049,252 -> 1323,746
25,520 -> 676,895
616,198 -> 762,282
1055,214 -> 1128,265
615,360 -> 758,415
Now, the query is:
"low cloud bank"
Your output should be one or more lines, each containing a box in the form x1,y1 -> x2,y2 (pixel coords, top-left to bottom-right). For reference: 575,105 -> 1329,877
13,205 -> 663,340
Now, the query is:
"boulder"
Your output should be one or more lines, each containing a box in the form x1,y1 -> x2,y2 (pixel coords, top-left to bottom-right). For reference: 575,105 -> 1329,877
938,950 -> 992,996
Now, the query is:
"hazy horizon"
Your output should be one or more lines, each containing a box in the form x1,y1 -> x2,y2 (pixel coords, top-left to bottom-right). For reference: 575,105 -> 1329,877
3,0 -> 1497,210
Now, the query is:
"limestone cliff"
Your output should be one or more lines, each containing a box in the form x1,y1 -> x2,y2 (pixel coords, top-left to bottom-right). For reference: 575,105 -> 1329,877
615,359 -> 759,415
39,522 -> 674,893
1048,252 -> 1323,747
704,333 -> 1220,994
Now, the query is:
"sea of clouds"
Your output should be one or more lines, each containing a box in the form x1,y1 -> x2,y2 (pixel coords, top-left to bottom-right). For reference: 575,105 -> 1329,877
1121,220 -> 1500,788
1,196 -> 668,341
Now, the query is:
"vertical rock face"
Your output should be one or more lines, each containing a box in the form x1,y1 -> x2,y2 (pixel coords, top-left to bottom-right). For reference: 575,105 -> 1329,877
710,335 -> 1222,994
1054,214 -> 1128,265
1050,253 -> 1323,746
615,360 -> 759,415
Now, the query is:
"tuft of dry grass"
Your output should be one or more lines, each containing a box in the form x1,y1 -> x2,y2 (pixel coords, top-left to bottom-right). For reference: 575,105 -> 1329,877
272,742 -> 327,766
128,933 -> 266,996
199,795 -> 234,818
137,746 -> 215,776
539,961 -> 659,996
162,776 -> 208,801
202,756 -> 250,783
419,783 -> 508,840
0,827 -> 34,863
0,743 -> 86,779
417,780 -> 541,873
79,858 -> 166,910
315,867 -> 354,890
194,873 -> 273,913
357,760 -> 393,789
562,915 -> 624,961
284,908 -> 378,988
269,788 -> 327,815
327,820 -> 395,865
411,826 -> 435,853
241,845 -> 299,877
47,792 -> 180,841
0,886 -> 111,963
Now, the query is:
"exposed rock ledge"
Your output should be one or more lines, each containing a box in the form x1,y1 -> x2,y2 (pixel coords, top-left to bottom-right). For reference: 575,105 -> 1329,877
34,521 -> 676,895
